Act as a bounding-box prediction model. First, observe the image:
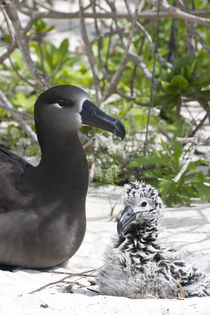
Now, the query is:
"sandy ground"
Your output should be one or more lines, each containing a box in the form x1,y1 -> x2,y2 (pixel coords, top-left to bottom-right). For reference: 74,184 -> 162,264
0,185 -> 210,315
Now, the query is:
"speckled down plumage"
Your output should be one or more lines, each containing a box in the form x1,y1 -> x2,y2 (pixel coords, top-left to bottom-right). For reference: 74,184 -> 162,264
99,181 -> 210,298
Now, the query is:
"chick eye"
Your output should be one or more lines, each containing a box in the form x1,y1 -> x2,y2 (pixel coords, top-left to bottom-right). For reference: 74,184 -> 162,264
141,201 -> 147,207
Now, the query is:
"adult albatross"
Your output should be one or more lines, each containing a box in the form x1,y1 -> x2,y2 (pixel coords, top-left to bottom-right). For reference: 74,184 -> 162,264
0,85 -> 125,269
99,181 -> 210,298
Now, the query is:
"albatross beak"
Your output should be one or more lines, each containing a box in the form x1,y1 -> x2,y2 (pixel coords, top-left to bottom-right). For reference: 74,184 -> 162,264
117,205 -> 135,234
80,100 -> 125,140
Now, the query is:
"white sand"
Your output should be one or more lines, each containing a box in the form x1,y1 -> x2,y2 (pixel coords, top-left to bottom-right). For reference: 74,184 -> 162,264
0,185 -> 210,315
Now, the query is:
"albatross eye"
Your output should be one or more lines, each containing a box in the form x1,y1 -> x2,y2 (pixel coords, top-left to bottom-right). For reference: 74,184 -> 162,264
58,99 -> 74,107
140,201 -> 147,207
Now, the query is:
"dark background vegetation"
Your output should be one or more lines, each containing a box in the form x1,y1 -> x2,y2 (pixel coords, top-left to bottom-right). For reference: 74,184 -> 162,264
0,0 -> 210,205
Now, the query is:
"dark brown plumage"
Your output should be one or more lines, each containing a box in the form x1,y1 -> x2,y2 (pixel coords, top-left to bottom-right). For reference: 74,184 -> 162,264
0,85 -> 125,269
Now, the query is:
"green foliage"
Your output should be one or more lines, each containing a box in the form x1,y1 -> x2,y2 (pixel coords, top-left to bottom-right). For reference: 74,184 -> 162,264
0,16 -> 210,207
154,54 -> 210,113
129,122 -> 210,206
32,20 -> 55,33
29,38 -> 92,86
0,21 -> 93,147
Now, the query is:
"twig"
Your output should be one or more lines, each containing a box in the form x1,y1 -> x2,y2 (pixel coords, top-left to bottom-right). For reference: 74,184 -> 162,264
1,5 -> 15,43
33,0 -> 92,14
37,33 -> 47,79
16,5 -> 210,20
102,0 -> 139,102
176,136 -> 210,145
147,0 -> 210,26
28,269 -> 97,294
180,0 -> 195,57
2,6 -> 38,89
173,143 -> 197,183
106,0 -> 156,85
79,0 -> 102,103
83,136 -> 96,151
128,51 -> 159,84
190,25 -> 210,54
92,0 -> 110,86
91,28 -> 125,45
8,56 -> 39,89
2,0 -> 50,89
87,288 -> 99,294
102,20 -> 113,93
130,38 -> 145,96
29,275 -> 71,294
135,21 -> 173,69
46,269 -> 97,276
0,103 -> 33,119
0,90 -> 37,143
101,0 -> 144,101
0,14 -> 37,64
116,90 -> 136,101
174,134 -> 209,183
189,112 -> 209,137
0,41 -> 17,65
144,0 -> 161,156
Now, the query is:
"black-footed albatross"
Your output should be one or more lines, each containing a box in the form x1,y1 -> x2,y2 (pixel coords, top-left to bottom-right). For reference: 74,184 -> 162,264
99,181 -> 210,298
0,85 -> 125,269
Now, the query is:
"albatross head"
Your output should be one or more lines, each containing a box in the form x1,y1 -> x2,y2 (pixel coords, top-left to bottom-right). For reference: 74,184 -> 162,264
34,85 -> 125,139
117,181 -> 163,235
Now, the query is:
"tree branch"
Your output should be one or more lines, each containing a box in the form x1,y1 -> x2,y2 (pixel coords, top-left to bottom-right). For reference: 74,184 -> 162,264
147,0 -> 210,26
16,5 -> 210,20
102,0 -> 138,102
135,21 -> 173,69
173,143 -> 197,182
173,133 -> 210,183
0,103 -> 33,119
128,51 -> 159,84
0,90 -> 37,143
79,0 -> 102,103
190,25 -> 210,54
2,0 -> 50,89
0,14 -> 37,64
176,136 -> 210,145
8,56 -> 39,89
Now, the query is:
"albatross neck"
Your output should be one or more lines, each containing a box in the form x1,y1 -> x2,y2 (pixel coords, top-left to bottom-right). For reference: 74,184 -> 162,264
35,129 -> 89,195
38,130 -> 82,163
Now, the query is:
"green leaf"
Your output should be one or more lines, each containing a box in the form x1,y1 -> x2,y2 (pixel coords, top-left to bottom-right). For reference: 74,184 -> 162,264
192,70 -> 210,87
180,65 -> 191,81
161,81 -> 171,92
193,89 -> 210,98
153,93 -> 179,108
44,25 -> 55,33
174,55 -> 195,72
170,75 -> 189,90
190,159 -> 210,166
33,20 -> 48,32
32,20 -> 54,33
59,39 -> 69,55
128,156 -> 158,168
160,139 -> 173,157
196,183 -> 210,203
159,179 -> 175,197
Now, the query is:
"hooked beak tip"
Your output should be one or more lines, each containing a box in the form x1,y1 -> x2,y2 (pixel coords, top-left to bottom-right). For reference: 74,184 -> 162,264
113,119 -> 126,140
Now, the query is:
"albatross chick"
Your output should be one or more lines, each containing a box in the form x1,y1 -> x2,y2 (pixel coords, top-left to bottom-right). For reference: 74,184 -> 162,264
99,181 -> 210,298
